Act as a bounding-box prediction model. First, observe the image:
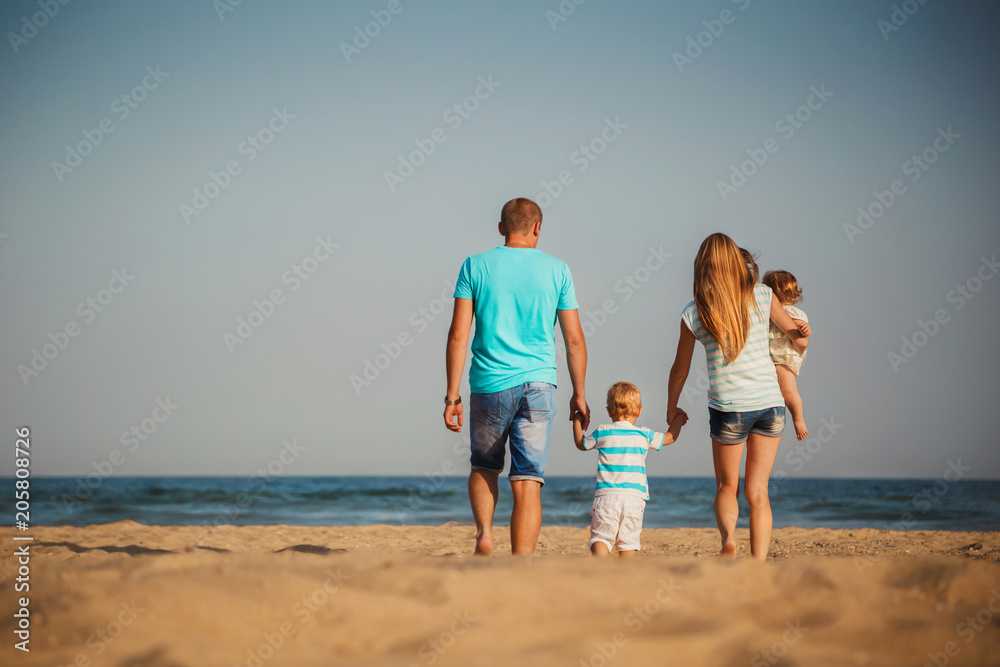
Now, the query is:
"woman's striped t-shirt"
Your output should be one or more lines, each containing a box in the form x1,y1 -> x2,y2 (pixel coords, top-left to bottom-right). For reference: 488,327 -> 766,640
680,283 -> 784,412
582,422 -> 665,500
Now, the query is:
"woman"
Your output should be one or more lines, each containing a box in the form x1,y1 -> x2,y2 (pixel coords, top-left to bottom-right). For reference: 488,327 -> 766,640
666,234 -> 809,561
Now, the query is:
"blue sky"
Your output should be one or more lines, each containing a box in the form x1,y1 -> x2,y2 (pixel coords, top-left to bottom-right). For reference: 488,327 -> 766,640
1,0 -> 998,479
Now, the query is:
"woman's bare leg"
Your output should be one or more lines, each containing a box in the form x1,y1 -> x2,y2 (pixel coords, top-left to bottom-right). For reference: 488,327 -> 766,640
744,432 -> 781,561
711,440 -> 744,557
775,364 -> 808,440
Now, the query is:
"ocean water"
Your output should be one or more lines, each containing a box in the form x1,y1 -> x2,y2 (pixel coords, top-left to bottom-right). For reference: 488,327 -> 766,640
3,476 -> 999,531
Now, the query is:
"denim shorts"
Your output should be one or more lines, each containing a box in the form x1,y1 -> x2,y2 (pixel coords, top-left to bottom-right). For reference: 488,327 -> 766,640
469,382 -> 556,485
709,406 -> 785,444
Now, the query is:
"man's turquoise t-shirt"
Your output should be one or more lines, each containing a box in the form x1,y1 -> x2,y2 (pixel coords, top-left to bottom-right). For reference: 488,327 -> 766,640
454,246 -> 579,394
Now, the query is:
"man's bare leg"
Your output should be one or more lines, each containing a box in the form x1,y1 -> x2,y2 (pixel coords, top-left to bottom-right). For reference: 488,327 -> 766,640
510,479 -> 542,555
468,470 -> 499,555
775,364 -> 808,440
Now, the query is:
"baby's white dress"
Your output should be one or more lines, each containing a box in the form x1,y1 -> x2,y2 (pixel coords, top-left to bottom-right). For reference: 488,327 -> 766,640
768,305 -> 808,376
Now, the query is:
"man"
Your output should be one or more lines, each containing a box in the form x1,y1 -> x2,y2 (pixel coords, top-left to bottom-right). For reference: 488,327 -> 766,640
443,197 -> 589,555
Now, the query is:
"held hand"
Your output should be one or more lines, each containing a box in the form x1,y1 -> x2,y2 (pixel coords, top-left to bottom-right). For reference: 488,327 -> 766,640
569,394 -> 590,430
670,407 -> 689,426
797,321 -> 812,337
666,406 -> 681,424
443,403 -> 463,433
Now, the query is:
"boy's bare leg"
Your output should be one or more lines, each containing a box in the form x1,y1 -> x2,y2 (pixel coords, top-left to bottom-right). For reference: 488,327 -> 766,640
775,364 -> 808,440
468,470 -> 499,555
590,542 -> 610,557
510,479 -> 542,555
618,549 -> 636,558
712,440 -> 743,557
744,432 -> 781,561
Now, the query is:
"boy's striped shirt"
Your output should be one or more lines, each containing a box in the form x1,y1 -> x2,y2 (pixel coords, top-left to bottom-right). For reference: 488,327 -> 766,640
680,283 -> 784,412
582,422 -> 665,500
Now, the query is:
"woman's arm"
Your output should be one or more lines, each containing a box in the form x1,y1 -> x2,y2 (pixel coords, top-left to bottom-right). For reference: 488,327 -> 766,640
771,299 -> 808,354
667,320 -> 696,423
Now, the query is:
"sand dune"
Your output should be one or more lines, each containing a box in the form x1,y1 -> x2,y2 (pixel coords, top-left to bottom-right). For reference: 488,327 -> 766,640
1,523 -> 998,666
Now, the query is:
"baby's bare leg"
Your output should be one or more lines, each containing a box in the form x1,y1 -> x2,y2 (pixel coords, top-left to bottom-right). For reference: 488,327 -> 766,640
590,541 -> 611,557
618,549 -> 636,558
775,364 -> 808,440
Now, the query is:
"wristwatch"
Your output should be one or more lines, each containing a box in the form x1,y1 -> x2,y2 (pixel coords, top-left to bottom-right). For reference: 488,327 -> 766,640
444,396 -> 462,406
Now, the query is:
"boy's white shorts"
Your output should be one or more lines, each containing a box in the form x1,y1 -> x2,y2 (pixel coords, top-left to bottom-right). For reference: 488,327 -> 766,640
589,494 -> 646,552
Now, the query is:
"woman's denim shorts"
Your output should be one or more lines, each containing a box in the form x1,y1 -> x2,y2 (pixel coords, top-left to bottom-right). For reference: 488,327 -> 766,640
709,406 -> 785,445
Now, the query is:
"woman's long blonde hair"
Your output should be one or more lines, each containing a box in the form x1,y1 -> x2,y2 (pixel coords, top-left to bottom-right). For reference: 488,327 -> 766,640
693,233 -> 759,364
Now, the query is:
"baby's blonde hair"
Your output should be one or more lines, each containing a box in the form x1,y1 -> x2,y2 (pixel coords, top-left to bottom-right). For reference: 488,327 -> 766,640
762,270 -> 802,305
606,382 -> 642,420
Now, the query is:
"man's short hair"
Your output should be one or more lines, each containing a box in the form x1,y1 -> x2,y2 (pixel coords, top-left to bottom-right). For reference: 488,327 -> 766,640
500,198 -> 542,235
606,382 -> 642,420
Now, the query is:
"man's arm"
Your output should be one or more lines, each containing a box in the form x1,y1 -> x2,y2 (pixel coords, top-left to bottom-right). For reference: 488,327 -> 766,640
557,309 -> 590,430
443,298 -> 473,432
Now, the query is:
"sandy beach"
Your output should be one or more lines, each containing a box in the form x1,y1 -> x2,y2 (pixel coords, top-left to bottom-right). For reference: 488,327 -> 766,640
2,522 -> 999,666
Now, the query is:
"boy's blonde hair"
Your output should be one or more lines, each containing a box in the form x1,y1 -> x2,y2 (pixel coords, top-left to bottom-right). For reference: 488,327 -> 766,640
606,382 -> 642,420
